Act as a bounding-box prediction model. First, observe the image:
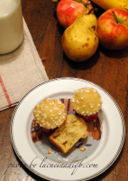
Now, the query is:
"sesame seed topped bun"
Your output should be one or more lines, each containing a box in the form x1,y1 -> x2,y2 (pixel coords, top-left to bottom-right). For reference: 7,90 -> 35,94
33,99 -> 66,130
71,87 -> 102,117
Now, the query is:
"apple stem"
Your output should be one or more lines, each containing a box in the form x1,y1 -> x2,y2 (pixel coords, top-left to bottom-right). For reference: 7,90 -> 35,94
84,2 -> 91,8
75,0 -> 91,7
112,11 -> 119,24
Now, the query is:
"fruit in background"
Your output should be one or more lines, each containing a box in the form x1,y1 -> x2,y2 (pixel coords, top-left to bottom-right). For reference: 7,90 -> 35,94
56,0 -> 93,28
91,0 -> 128,10
97,8 -> 128,50
62,13 -> 99,62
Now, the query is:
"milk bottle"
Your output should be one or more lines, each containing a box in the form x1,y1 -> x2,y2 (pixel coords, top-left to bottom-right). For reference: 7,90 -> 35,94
0,0 -> 23,54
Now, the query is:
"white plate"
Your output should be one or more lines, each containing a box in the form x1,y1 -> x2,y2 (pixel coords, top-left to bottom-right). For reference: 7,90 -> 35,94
11,77 -> 125,181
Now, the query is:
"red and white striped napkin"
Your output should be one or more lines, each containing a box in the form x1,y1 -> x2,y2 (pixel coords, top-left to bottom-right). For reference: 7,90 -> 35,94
0,19 -> 48,111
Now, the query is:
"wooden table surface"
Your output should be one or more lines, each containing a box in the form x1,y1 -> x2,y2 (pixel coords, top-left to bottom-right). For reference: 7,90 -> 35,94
0,0 -> 128,180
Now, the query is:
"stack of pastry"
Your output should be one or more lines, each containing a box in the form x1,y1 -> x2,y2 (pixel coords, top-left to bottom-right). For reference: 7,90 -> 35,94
33,87 -> 102,154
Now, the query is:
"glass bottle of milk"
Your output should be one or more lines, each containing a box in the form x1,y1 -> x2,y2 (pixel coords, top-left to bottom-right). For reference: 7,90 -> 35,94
0,0 -> 23,54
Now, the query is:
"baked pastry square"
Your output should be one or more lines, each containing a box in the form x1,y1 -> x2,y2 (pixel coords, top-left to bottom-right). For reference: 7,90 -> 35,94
49,114 -> 88,154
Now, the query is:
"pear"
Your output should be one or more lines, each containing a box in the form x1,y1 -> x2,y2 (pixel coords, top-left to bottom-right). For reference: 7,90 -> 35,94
62,13 -> 99,62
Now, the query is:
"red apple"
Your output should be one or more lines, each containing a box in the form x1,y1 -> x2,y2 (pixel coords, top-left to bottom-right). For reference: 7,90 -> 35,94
97,8 -> 128,50
56,0 -> 93,28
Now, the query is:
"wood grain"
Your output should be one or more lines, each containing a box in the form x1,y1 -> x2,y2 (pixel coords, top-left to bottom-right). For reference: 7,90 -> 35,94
0,0 -> 128,180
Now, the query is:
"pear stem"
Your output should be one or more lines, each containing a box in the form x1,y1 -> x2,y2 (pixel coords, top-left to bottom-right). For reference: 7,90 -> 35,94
87,8 -> 97,15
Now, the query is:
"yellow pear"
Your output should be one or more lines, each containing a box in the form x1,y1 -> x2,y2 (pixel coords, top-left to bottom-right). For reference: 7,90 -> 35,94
62,13 -> 99,62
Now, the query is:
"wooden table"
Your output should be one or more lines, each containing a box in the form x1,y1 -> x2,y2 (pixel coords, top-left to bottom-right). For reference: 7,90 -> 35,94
0,0 -> 128,180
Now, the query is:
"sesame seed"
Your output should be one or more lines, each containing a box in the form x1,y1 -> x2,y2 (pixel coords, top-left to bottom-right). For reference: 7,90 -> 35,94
72,98 -> 75,102
54,106 -> 58,110
85,89 -> 90,93
62,115 -> 65,119
42,122 -> 45,126
90,104 -> 94,108
57,100 -> 62,104
43,113 -> 47,119
50,102 -> 54,105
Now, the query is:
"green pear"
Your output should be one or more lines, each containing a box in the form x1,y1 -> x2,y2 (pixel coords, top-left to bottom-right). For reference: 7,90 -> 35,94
62,13 -> 99,62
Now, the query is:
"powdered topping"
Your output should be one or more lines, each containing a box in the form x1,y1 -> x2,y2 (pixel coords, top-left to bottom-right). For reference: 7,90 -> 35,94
72,87 -> 102,116
33,99 -> 66,129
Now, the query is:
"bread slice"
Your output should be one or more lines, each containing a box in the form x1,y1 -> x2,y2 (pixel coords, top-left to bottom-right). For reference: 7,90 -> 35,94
49,114 -> 88,154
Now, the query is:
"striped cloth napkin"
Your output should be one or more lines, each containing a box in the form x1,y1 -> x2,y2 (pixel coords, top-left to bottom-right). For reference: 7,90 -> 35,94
0,19 -> 48,111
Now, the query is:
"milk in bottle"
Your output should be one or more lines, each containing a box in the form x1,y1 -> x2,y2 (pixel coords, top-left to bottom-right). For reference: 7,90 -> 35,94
0,0 -> 23,54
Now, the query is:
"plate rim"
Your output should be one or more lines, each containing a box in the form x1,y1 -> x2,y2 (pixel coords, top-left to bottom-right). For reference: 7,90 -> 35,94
10,77 -> 126,181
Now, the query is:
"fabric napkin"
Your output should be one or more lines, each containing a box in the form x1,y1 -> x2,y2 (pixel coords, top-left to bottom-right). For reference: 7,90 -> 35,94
0,19 -> 48,111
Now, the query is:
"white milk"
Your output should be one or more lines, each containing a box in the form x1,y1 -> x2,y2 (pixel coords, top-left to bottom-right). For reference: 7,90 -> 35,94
0,0 -> 23,54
